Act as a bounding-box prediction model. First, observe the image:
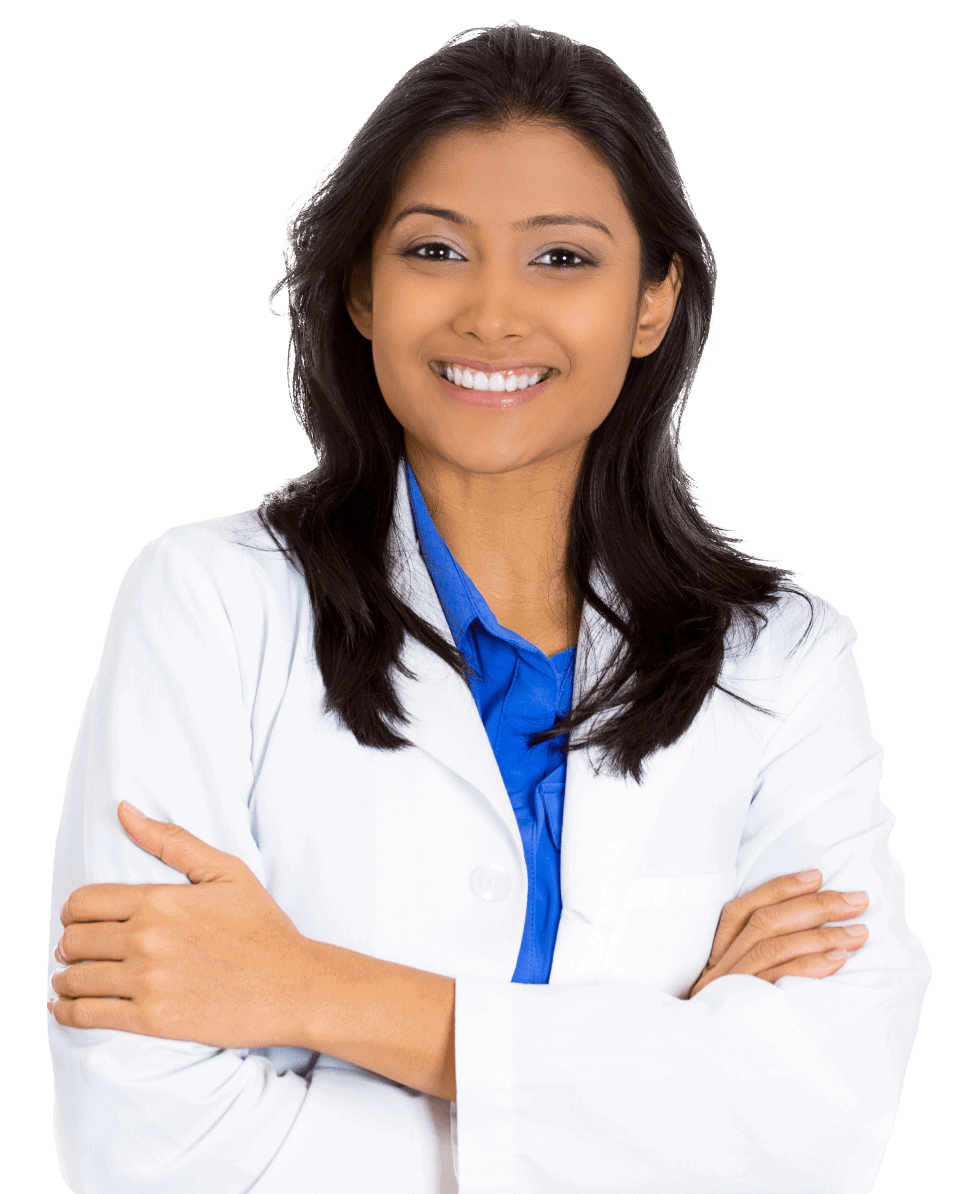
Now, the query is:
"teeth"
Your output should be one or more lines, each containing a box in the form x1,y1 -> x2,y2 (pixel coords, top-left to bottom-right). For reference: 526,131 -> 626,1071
438,363 -> 549,391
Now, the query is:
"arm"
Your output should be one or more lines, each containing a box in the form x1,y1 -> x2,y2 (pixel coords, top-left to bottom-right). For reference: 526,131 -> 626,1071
51,800 -> 459,1100
450,607 -> 932,1193
47,524 -> 453,1194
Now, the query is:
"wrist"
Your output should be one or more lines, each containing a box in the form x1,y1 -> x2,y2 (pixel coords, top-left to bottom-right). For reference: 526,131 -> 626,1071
285,937 -> 340,1053
287,937 -> 457,1101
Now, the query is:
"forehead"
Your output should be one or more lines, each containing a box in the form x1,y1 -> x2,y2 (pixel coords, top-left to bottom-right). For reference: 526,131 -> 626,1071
383,121 -> 634,234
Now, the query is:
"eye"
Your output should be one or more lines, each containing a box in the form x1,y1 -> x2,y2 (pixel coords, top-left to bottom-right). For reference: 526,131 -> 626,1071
531,247 -> 595,269
404,242 -> 466,262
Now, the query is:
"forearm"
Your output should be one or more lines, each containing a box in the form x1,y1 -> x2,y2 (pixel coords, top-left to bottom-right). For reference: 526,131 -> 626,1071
292,939 -> 457,1102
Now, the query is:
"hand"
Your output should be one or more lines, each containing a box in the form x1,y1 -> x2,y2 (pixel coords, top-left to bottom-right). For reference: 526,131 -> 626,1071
688,869 -> 870,999
49,802 -> 315,1049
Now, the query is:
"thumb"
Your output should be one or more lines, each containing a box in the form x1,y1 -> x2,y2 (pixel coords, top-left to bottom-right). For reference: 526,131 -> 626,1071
117,801 -> 241,884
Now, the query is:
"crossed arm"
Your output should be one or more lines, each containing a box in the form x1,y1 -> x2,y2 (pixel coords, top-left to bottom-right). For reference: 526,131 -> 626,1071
49,803 -> 871,1105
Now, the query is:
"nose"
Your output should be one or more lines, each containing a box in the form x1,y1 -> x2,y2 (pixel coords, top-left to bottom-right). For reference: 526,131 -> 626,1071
450,258 -> 535,344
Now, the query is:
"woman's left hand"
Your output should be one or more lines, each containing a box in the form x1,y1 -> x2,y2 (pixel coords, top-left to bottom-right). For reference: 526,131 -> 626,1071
49,801 -> 315,1050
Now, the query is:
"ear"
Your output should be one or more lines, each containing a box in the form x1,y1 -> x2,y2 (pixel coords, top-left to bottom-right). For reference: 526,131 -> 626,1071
632,255 -> 683,358
346,262 -> 374,341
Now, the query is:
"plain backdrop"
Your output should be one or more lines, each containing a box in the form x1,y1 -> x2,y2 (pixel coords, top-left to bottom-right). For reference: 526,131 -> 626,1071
3,1 -> 956,1187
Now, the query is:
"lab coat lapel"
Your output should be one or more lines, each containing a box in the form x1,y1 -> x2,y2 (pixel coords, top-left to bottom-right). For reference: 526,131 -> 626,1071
556,568 -> 700,944
386,463 -> 698,940
386,464 -> 522,850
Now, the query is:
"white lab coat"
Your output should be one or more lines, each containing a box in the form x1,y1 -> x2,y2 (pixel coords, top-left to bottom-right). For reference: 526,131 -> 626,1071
48,462 -> 931,1194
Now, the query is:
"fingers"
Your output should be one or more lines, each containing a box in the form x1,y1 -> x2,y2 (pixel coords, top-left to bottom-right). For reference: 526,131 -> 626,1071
48,993 -> 137,1033
60,883 -> 153,925
716,888 -> 870,975
706,871 -> 824,967
55,921 -> 128,964
50,960 -> 134,1001
755,949 -> 853,984
115,805 -> 255,887
727,924 -> 869,979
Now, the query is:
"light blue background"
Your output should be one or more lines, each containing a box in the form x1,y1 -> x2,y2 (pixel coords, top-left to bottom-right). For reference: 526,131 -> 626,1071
4,3 -> 952,1189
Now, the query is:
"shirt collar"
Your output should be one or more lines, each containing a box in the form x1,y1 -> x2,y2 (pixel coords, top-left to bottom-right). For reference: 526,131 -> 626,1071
405,459 -> 488,650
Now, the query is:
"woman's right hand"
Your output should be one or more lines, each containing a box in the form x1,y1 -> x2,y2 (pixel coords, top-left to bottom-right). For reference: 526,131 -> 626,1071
688,870 -> 870,999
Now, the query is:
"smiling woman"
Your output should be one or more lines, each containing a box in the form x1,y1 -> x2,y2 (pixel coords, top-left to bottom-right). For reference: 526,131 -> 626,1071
47,21 -> 929,1194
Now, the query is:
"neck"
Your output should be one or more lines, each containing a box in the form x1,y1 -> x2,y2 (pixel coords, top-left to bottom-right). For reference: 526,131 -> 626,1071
405,439 -> 585,653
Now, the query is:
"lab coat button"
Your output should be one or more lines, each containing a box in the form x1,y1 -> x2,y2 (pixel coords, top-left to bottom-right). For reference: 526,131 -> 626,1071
470,864 -> 512,902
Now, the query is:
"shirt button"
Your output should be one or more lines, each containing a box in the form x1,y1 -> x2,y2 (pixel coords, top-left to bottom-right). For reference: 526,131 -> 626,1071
470,864 -> 513,902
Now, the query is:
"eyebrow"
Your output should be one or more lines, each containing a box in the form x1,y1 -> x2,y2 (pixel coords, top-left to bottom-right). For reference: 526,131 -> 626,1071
389,204 -> 614,240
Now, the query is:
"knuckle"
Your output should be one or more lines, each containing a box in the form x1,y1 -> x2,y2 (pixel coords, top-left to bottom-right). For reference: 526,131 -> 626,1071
144,998 -> 175,1037
747,904 -> 775,932
156,827 -> 190,866
750,937 -> 782,966
70,1000 -> 93,1029
54,1000 -> 74,1028
131,926 -> 164,957
824,924 -> 847,940
60,967 -> 85,997
62,889 -> 82,921
144,886 -> 179,917
135,962 -> 161,993
138,964 -> 174,1007
62,924 -> 82,957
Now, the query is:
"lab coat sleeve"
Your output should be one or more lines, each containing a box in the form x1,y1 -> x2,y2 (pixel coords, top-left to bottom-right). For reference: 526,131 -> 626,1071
452,605 -> 932,1194
47,527 -> 449,1194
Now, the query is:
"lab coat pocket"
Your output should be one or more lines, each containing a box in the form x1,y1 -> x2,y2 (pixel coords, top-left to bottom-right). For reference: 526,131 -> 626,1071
600,868 -> 739,998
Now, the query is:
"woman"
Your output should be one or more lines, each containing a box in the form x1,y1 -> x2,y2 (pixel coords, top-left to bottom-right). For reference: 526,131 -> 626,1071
47,23 -> 930,1194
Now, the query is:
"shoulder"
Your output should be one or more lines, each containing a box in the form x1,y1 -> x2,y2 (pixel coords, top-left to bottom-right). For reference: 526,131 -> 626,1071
118,510 -> 306,627
720,586 -> 858,710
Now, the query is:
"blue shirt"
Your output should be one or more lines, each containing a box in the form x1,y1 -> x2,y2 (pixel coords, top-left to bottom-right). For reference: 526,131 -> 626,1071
405,461 -> 576,984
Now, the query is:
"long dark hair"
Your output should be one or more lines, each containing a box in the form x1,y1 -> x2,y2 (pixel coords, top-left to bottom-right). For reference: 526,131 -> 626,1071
257,22 -> 807,782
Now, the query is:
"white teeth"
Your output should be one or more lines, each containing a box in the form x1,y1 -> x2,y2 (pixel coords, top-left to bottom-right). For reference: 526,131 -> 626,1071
437,362 -> 550,391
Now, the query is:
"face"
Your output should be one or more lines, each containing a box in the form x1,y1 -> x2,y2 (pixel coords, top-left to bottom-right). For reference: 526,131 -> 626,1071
347,120 -> 680,482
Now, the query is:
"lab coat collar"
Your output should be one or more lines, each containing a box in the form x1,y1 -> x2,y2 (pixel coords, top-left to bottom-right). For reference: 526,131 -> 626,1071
386,461 -> 699,932
388,463 -> 521,856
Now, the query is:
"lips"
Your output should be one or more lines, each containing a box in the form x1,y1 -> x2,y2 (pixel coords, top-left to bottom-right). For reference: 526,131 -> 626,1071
429,359 -> 556,393
429,359 -> 557,408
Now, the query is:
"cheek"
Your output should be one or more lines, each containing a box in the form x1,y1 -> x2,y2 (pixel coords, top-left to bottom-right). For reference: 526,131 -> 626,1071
556,296 -> 637,425
369,279 -> 441,405
372,272 -> 447,350
557,283 -> 639,366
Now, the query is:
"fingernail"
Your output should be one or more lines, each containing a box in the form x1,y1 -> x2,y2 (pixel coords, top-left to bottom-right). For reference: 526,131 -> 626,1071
843,891 -> 869,905
824,949 -> 847,961
843,925 -> 868,939
120,801 -> 146,819
796,869 -> 821,882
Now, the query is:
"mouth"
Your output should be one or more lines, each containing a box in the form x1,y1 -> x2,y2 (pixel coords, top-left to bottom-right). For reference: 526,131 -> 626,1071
428,359 -> 557,393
